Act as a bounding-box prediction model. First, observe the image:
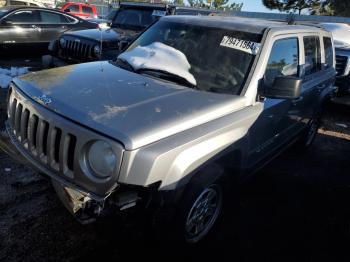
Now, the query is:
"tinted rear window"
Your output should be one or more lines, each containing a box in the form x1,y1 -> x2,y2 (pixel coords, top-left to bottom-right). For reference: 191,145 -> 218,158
323,37 -> 334,69
82,6 -> 93,14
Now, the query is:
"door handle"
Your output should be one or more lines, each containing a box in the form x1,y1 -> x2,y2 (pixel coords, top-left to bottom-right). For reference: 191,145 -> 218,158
31,25 -> 41,32
292,96 -> 303,104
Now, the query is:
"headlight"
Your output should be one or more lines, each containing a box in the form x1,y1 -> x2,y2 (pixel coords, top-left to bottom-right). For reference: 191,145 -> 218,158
59,38 -> 66,48
93,45 -> 101,57
87,141 -> 116,178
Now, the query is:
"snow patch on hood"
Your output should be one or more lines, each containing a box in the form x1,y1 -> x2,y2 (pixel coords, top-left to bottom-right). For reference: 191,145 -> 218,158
0,67 -> 29,88
117,42 -> 197,86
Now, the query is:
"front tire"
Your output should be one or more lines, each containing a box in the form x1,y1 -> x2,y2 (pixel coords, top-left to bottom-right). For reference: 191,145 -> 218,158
183,183 -> 223,243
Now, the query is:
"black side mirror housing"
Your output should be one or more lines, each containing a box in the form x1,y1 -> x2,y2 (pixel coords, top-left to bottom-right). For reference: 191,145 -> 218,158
118,40 -> 129,52
262,76 -> 302,99
64,8 -> 71,13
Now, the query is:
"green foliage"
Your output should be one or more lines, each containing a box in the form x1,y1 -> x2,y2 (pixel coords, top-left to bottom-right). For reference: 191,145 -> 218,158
331,0 -> 350,17
262,0 -> 326,15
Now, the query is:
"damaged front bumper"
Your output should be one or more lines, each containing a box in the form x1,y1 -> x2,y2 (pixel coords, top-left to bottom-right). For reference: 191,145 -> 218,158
0,125 -> 163,223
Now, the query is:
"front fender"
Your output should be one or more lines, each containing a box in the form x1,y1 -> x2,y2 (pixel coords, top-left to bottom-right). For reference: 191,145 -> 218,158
118,105 -> 261,191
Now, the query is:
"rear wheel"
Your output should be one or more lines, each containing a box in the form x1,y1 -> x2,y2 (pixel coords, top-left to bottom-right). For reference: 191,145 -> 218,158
297,114 -> 321,149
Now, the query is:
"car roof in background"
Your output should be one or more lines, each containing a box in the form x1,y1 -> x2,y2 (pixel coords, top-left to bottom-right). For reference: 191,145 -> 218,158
0,6 -> 84,18
120,2 -> 167,9
161,15 -> 328,34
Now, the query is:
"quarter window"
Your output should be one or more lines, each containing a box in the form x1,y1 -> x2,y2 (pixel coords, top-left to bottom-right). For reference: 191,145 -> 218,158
40,11 -> 67,24
323,37 -> 334,69
303,36 -> 322,75
264,38 -> 299,87
82,6 -> 93,15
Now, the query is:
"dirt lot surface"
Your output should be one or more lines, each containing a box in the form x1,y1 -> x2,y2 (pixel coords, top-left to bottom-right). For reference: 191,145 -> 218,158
0,96 -> 349,261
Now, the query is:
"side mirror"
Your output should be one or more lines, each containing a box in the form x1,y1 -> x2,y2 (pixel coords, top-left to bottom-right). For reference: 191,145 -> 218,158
64,8 -> 71,13
262,76 -> 302,99
118,40 -> 129,52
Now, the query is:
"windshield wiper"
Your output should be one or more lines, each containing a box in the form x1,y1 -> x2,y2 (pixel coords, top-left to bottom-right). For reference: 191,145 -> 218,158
114,58 -> 135,72
137,68 -> 197,89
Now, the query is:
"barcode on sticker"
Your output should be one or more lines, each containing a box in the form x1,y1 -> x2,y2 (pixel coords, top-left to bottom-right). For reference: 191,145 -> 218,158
220,36 -> 261,55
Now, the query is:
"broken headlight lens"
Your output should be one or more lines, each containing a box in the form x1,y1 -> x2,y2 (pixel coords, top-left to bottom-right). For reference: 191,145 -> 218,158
59,38 -> 66,48
93,45 -> 101,57
87,141 -> 116,178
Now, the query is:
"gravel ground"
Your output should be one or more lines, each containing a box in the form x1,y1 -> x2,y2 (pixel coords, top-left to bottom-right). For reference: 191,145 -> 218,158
0,89 -> 349,261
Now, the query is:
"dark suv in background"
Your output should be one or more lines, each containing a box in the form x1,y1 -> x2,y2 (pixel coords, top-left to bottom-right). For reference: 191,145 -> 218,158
44,2 -> 217,67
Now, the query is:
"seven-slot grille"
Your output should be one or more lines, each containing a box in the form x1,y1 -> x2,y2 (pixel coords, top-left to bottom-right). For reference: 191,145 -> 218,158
59,39 -> 95,61
8,95 -> 77,176
335,55 -> 348,76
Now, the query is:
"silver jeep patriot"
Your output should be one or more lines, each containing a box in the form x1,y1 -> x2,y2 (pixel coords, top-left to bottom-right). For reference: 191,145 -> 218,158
1,16 -> 336,243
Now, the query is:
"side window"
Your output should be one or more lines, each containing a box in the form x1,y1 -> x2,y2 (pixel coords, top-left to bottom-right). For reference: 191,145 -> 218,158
264,38 -> 299,87
82,6 -> 93,15
303,36 -> 322,75
6,10 -> 40,23
67,4 -> 79,12
64,15 -> 76,24
323,37 -> 334,69
40,11 -> 66,24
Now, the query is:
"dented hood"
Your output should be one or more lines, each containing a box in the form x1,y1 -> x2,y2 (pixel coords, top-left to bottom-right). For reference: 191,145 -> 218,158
13,62 -> 246,150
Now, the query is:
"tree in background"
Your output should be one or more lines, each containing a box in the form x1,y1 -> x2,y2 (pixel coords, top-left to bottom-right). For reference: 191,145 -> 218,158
173,0 -> 184,5
188,0 -> 243,10
330,0 -> 350,17
262,0 -> 324,15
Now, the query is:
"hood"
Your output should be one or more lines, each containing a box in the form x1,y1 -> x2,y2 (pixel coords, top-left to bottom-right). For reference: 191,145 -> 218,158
13,62 -> 246,150
65,29 -> 121,42
65,28 -> 139,43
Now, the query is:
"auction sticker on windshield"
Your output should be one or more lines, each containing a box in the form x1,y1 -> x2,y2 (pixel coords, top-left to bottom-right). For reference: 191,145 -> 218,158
220,36 -> 261,55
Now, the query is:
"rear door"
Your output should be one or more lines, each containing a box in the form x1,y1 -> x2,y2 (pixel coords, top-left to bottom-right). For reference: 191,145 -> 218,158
37,10 -> 78,44
1,9 -> 40,45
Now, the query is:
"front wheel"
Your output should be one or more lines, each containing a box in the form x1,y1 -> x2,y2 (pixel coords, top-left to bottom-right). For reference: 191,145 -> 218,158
183,184 -> 223,243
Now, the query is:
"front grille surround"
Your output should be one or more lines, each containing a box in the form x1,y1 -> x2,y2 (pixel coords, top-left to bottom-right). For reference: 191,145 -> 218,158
58,36 -> 98,62
7,84 -> 124,197
336,55 -> 350,77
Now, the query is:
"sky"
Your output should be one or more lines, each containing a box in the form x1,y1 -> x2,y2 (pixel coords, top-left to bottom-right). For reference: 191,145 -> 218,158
239,0 -> 277,13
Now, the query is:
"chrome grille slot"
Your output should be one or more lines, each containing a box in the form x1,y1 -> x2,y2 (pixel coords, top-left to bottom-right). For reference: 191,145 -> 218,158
28,114 -> 39,154
14,103 -> 22,135
20,109 -> 29,145
10,98 -> 17,127
67,134 -> 76,172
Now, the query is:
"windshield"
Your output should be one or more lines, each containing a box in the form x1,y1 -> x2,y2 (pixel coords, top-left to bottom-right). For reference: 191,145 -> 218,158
0,9 -> 10,18
106,9 -> 117,20
113,8 -> 159,30
122,20 -> 261,95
